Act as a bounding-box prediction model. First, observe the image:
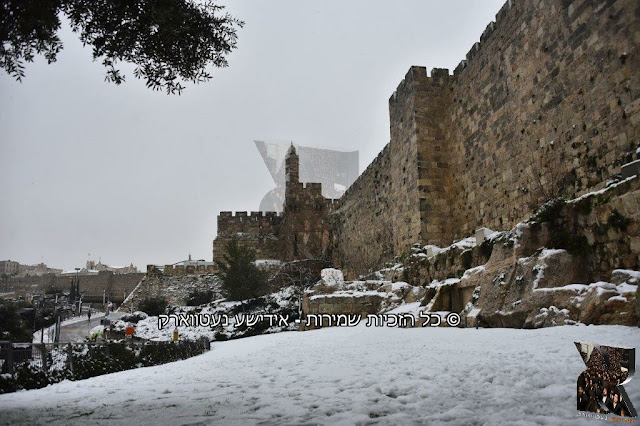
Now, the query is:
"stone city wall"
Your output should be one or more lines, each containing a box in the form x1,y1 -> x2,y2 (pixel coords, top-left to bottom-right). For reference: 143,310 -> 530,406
330,143 -> 395,275
213,211 -> 284,265
6,272 -> 144,302
330,0 -> 640,274
448,0 -> 640,238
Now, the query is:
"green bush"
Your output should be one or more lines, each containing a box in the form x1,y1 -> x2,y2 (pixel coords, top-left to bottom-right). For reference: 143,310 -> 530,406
0,300 -> 33,343
216,239 -> 267,301
186,289 -> 214,306
138,297 -> 168,316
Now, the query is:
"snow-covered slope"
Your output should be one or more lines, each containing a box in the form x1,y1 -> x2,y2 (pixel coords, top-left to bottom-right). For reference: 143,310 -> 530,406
1,324 -> 639,425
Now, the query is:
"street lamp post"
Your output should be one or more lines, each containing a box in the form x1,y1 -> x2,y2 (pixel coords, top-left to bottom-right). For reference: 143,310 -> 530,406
74,268 -> 80,315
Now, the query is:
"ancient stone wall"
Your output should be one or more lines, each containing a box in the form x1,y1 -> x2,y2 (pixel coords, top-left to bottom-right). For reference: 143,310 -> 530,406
213,211 -> 283,264
159,264 -> 218,276
560,175 -> 640,279
391,67 -> 456,246
214,146 -> 336,265
448,0 -> 640,238
6,272 -> 144,303
330,144 -> 395,275
330,0 -> 640,274
280,182 -> 335,261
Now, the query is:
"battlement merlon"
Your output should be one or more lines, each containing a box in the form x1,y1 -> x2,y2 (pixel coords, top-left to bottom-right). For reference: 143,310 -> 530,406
389,66 -> 452,104
455,0 -> 519,77
480,21 -> 497,43
302,182 -> 323,196
430,68 -> 451,84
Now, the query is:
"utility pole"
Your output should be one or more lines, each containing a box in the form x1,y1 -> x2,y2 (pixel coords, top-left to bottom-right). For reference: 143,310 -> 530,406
74,268 -> 80,314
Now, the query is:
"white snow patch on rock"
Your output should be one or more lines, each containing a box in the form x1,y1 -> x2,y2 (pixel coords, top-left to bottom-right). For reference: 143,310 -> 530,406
320,268 -> 345,287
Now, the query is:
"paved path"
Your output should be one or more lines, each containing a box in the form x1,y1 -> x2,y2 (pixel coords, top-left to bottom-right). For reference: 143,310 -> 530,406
57,312 -> 125,342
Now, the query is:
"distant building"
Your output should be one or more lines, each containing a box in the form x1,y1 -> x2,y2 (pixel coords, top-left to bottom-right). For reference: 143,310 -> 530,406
214,145 -> 334,265
175,254 -> 215,268
1,260 -> 62,277
85,260 -> 139,274
61,267 -> 99,276
19,263 -> 63,277
0,260 -> 20,275
149,254 -> 216,276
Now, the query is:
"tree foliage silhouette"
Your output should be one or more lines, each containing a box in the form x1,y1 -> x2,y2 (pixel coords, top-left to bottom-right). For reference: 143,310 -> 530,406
0,0 -> 243,94
216,239 -> 266,301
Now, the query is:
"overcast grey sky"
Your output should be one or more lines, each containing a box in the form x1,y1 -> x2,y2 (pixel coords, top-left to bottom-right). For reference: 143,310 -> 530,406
0,0 -> 505,271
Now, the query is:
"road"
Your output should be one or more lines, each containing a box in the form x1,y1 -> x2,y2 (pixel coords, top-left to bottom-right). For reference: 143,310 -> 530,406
57,312 -> 125,342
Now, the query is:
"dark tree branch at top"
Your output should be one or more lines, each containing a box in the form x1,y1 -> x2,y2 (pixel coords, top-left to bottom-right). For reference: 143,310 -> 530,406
0,0 -> 244,94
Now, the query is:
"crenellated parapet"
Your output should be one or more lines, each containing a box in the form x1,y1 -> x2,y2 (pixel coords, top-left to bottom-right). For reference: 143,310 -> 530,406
161,264 -> 217,276
216,210 -> 284,236
453,0 -> 517,77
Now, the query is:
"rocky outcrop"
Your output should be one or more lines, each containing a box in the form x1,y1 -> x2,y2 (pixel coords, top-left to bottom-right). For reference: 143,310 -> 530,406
120,274 -> 223,312
303,174 -> 640,329
301,278 -> 426,329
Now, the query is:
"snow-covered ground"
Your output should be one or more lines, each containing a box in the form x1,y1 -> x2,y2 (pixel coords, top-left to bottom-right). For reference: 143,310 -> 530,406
2,324 -> 640,425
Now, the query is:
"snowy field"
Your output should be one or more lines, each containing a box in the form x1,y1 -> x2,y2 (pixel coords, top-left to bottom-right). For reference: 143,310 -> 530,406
2,324 -> 640,425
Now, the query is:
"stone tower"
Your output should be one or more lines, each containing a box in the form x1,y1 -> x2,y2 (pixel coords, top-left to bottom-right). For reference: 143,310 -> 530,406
281,144 -> 333,260
285,144 -> 299,184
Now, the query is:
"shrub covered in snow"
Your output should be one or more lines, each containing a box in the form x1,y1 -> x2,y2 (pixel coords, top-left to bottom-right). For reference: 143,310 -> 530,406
119,311 -> 149,324
0,339 -> 209,394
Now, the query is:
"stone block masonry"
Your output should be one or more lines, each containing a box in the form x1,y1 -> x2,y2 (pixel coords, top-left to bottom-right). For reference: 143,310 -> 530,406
214,146 -> 336,265
448,0 -> 640,238
7,272 -> 145,303
213,0 -> 639,277
330,0 -> 640,274
213,211 -> 284,265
